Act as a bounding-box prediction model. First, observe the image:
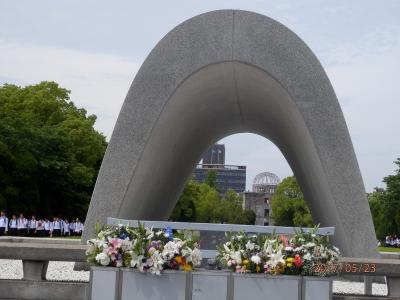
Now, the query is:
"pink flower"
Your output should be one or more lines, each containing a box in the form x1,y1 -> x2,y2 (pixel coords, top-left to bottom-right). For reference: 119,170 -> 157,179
107,238 -> 122,255
279,235 -> 289,247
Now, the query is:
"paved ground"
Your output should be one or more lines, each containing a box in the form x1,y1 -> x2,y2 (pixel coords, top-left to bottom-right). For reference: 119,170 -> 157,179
0,259 -> 388,296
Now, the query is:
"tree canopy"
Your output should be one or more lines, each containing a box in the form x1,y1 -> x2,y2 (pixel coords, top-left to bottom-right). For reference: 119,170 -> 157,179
270,176 -> 313,227
170,178 -> 255,225
368,158 -> 400,239
0,81 -> 107,219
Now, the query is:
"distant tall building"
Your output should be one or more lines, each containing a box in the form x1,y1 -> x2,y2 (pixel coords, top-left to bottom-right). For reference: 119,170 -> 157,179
193,144 -> 246,194
240,172 -> 280,226
202,144 -> 225,165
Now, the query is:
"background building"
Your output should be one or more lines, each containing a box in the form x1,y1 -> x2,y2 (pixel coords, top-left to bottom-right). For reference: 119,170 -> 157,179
241,172 -> 281,226
193,164 -> 246,195
202,144 -> 225,165
193,144 -> 246,194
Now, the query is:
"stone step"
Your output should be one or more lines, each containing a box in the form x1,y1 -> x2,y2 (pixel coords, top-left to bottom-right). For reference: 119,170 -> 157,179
333,294 -> 393,300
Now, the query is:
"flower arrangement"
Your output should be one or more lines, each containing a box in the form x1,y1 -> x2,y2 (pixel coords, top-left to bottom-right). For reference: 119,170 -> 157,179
86,223 -> 202,275
217,226 -> 340,276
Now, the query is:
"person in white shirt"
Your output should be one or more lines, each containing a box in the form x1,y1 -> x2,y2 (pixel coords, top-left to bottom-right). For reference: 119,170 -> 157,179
36,218 -> 45,237
63,219 -> 70,236
69,221 -> 75,236
17,213 -> 28,236
28,215 -> 37,237
74,218 -> 83,236
0,211 -> 8,236
8,215 -> 18,236
44,219 -> 51,237
52,217 -> 62,237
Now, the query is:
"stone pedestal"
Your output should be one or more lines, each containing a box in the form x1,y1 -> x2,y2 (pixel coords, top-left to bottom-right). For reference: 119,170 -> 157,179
90,267 -> 333,300
22,260 -> 48,280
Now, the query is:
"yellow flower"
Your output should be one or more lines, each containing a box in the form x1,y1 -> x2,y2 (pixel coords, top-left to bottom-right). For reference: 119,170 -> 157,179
183,264 -> 192,271
243,259 -> 249,266
256,265 -> 261,273
287,263 -> 293,268
286,257 -> 294,263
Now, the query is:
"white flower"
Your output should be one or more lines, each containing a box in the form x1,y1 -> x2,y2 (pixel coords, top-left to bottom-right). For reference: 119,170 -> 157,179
264,241 -> 273,255
121,238 -> 132,252
149,251 -> 164,275
95,252 -> 111,266
303,253 -> 312,261
232,251 -> 242,265
145,227 -> 154,240
131,253 -> 144,269
116,260 -> 123,267
268,250 -> 284,268
294,246 -> 303,252
223,243 -> 231,252
162,242 -> 178,260
251,255 -> 261,265
86,239 -> 97,255
191,248 -> 202,266
246,241 -> 255,251
305,242 -> 316,248
285,246 -> 293,252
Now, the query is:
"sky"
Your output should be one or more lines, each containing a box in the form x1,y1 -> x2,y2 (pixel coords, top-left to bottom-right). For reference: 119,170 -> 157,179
0,0 -> 399,192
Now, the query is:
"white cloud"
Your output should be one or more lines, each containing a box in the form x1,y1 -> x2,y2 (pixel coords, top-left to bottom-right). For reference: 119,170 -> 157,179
0,41 -> 140,137
326,46 -> 400,191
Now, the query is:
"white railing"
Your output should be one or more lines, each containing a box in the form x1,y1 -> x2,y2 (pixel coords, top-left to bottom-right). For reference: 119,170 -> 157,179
106,218 -> 335,259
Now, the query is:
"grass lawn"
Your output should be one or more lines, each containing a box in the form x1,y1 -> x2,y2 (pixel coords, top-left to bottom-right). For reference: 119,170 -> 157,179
378,246 -> 400,252
57,236 -> 81,240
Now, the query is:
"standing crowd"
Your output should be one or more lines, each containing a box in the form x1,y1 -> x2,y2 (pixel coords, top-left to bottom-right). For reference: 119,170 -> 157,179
385,235 -> 400,248
0,211 -> 84,237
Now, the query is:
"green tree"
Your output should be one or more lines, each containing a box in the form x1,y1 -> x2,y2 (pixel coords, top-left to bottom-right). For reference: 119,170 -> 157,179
0,81 -> 107,218
205,170 -> 217,189
170,182 -> 255,225
270,176 -> 313,227
368,158 -> 400,239
169,178 -> 198,222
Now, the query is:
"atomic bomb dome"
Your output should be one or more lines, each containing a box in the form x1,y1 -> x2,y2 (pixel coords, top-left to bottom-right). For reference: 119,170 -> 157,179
252,172 -> 281,193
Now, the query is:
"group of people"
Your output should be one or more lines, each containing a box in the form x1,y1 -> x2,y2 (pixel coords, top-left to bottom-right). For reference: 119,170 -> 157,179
0,211 -> 84,237
385,235 -> 400,248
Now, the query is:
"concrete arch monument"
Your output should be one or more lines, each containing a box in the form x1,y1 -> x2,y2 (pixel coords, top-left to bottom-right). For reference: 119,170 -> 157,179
83,10 -> 377,258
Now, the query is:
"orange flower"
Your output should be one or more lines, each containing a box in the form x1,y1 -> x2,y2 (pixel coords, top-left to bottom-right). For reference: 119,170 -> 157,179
175,256 -> 185,265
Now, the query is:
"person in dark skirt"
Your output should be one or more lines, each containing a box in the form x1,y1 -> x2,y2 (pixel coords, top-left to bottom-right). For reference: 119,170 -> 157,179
52,217 -> 62,237
17,213 -> 28,236
28,215 -> 37,237
36,218 -> 45,237
0,211 -> 8,236
8,215 -> 18,236
44,219 -> 51,237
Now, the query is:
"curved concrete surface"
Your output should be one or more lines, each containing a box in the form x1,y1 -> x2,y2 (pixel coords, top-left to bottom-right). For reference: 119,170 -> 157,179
82,10 -> 377,258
